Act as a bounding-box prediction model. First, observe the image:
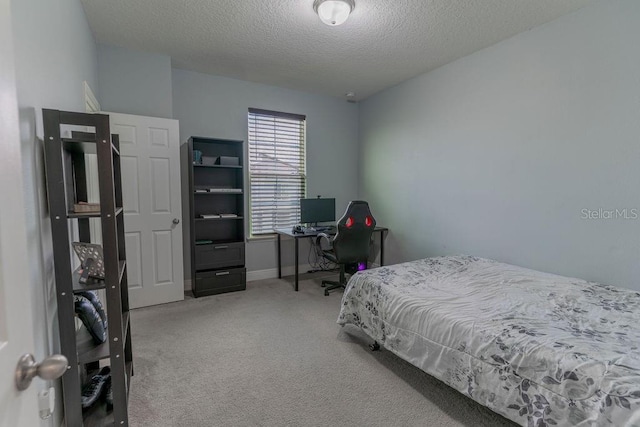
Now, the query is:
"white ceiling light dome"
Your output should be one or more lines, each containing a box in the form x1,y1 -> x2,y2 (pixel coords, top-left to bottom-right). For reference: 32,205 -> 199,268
313,0 -> 355,26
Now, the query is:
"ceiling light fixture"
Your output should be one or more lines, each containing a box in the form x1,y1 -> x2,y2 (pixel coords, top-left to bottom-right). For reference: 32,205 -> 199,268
313,0 -> 355,26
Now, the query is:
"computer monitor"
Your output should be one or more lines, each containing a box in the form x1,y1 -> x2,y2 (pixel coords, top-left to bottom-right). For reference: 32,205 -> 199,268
300,198 -> 335,225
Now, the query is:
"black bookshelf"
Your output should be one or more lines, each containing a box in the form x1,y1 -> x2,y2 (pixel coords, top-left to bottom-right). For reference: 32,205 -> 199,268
43,110 -> 133,426
182,137 -> 247,297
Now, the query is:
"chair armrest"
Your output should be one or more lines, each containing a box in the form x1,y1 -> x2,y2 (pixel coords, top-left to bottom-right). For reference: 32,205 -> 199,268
315,232 -> 333,248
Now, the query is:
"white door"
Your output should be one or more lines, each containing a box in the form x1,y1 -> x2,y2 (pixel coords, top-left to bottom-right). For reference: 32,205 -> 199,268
0,0 -> 40,423
106,112 -> 184,308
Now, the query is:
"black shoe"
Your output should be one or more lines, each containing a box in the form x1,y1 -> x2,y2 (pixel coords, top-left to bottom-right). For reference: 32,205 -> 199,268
75,295 -> 106,344
77,291 -> 108,329
81,367 -> 111,409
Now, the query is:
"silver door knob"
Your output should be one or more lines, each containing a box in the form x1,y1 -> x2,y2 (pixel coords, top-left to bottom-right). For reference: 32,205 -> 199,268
173,218 -> 180,224
15,353 -> 68,391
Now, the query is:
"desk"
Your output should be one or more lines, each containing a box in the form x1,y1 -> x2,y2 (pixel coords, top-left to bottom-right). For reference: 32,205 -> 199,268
274,226 -> 388,291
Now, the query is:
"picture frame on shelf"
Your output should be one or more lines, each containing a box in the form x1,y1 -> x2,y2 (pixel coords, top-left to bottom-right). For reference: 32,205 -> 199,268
72,242 -> 105,282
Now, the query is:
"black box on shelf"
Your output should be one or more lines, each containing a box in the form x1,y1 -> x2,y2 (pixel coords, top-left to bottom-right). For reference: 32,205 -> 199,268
216,156 -> 239,166
201,156 -> 217,166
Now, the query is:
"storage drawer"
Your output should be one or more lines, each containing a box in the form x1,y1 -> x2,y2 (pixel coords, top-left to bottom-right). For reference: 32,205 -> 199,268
194,267 -> 246,297
195,242 -> 245,270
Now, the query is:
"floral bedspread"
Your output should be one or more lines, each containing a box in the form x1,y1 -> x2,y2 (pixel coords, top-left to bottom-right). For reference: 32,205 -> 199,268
338,256 -> 640,426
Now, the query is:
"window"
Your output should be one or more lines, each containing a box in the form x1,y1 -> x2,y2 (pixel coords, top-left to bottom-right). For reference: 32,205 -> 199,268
248,108 -> 306,235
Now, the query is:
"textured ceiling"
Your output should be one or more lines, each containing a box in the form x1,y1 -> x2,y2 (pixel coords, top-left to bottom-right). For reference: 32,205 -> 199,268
80,0 -> 595,101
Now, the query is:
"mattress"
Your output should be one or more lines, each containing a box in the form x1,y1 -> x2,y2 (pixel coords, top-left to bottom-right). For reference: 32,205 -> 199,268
337,256 -> 640,426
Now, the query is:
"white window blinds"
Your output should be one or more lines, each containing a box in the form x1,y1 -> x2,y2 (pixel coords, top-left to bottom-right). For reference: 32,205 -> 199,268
248,108 -> 306,235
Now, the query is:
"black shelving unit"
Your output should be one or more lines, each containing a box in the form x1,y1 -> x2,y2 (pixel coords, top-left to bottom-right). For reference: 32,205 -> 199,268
43,110 -> 133,426
182,137 -> 246,297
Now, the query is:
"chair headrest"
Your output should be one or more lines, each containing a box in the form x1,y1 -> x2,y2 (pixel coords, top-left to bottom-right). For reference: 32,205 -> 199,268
337,200 -> 376,230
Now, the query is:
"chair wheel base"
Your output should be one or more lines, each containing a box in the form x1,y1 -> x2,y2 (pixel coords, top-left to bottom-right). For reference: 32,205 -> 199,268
322,279 -> 345,296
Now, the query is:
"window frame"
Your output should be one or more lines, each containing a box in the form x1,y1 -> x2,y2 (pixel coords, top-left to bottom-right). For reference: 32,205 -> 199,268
247,108 -> 307,237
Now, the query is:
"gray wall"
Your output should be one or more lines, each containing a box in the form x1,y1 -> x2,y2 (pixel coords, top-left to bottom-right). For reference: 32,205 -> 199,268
10,0 -> 98,425
358,0 -> 640,290
97,44 -> 173,118
172,69 -> 359,278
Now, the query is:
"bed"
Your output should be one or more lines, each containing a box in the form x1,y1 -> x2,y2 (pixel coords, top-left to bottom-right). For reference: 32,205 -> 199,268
337,256 -> 640,426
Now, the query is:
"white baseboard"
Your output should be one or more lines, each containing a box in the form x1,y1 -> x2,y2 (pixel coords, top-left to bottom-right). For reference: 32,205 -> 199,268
246,268 -> 277,282
185,265 -> 314,286
247,264 -> 312,282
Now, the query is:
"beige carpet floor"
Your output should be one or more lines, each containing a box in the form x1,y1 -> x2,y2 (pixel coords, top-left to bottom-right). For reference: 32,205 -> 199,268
128,273 -> 517,427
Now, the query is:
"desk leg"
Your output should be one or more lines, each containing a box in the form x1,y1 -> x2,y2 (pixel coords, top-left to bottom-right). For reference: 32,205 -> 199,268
294,238 -> 299,291
277,234 -> 282,279
380,230 -> 385,266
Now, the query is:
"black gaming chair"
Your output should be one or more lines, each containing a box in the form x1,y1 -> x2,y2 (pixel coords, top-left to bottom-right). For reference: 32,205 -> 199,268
316,201 -> 376,296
